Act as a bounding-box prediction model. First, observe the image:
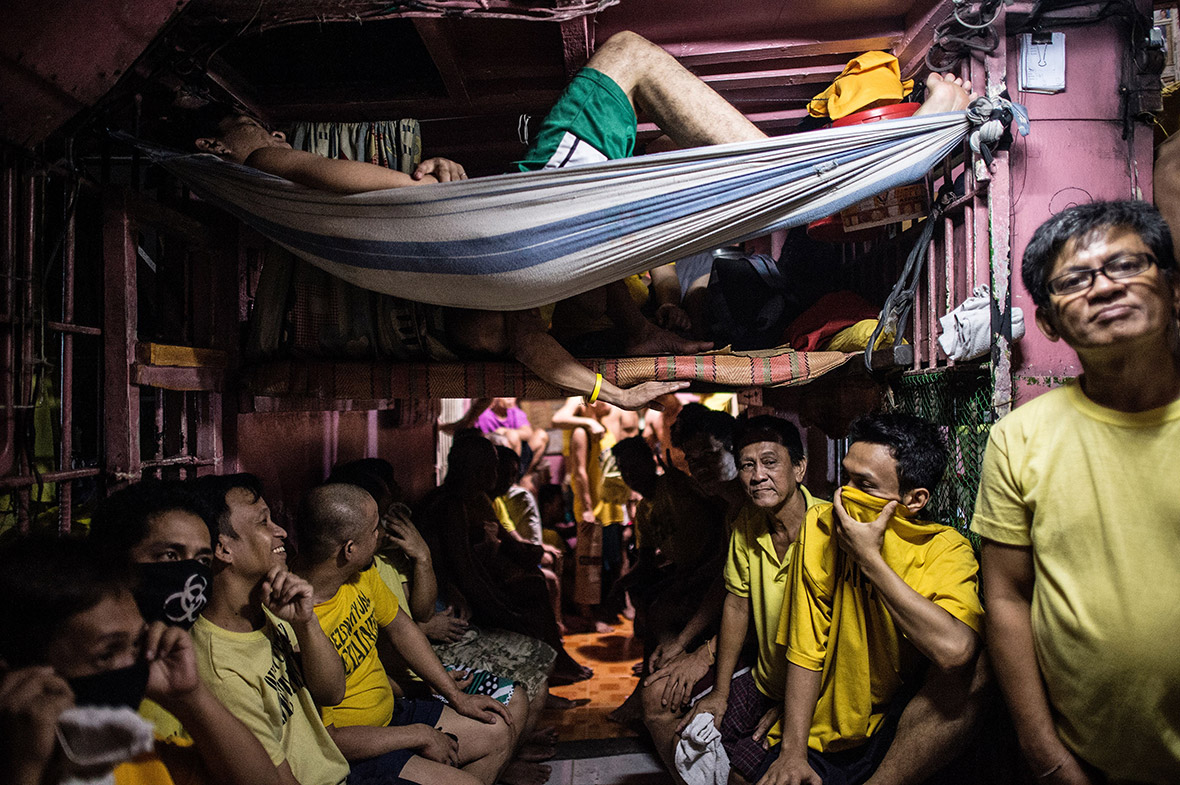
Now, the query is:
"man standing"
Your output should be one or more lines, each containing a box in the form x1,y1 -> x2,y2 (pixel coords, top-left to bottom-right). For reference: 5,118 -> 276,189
973,201 -> 1180,784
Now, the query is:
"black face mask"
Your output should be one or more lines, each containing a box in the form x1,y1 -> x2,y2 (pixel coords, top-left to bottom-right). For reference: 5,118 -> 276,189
67,658 -> 151,709
133,560 -> 212,629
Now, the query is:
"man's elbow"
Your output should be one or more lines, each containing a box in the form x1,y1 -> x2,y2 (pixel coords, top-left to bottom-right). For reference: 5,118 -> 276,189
930,631 -> 980,671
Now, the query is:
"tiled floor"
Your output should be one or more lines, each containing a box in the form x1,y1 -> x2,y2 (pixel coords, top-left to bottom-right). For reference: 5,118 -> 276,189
537,618 -> 676,785
544,618 -> 645,742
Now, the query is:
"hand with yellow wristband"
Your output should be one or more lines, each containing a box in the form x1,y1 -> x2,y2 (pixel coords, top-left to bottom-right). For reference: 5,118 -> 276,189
582,371 -> 689,411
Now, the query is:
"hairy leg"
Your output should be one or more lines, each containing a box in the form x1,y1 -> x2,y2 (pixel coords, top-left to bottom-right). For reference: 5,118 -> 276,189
585,31 -> 765,148
865,653 -> 992,785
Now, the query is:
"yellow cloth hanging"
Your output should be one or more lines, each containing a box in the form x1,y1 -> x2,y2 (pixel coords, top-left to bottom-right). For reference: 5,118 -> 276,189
808,52 -> 914,121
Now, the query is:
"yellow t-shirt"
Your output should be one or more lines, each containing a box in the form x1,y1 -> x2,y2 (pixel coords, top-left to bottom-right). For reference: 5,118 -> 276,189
492,496 -> 517,533
723,486 -> 822,700
783,487 -> 982,753
373,555 -> 424,686
114,755 -> 175,785
972,382 -> 1180,782
191,615 -> 349,785
314,566 -> 401,728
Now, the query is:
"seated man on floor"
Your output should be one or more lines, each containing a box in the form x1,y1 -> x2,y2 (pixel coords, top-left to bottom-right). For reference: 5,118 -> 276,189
973,201 -> 1180,783
677,415 -> 823,784
293,482 -> 517,785
88,480 -> 282,785
479,397 -> 551,485
0,536 -> 278,785
191,473 -> 351,785
192,33 -> 972,409
759,413 -> 987,785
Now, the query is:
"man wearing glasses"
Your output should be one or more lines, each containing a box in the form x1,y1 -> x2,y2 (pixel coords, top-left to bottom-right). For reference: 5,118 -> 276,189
972,201 -> 1180,785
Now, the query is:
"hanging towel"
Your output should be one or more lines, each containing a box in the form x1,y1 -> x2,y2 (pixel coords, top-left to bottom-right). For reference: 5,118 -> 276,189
937,284 -> 1025,361
675,713 -> 730,785
809,52 -> 915,120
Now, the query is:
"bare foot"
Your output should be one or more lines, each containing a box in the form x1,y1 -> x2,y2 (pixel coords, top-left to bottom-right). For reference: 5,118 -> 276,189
914,72 -> 977,115
518,742 -> 557,762
606,690 -> 644,725
526,726 -> 559,746
625,321 -> 714,357
545,694 -> 591,710
501,760 -> 552,785
551,662 -> 594,685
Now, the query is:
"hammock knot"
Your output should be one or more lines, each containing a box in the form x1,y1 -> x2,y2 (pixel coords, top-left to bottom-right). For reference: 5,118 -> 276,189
965,95 -> 1029,164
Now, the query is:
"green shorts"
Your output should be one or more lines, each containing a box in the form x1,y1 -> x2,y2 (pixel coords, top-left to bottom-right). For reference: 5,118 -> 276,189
516,67 -> 637,171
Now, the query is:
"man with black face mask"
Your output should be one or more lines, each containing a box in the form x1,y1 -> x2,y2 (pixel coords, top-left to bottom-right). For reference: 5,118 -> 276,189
0,535 -> 278,785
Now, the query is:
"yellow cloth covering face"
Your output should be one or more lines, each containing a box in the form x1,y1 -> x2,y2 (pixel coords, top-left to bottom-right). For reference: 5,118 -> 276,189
808,52 -> 914,120
781,486 -> 982,753
972,382 -> 1180,782
314,566 -> 401,728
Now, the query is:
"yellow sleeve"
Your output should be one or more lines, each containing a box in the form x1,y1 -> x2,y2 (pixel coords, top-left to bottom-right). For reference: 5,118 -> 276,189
919,534 -> 984,634
492,496 -> 517,533
362,567 -> 400,627
970,420 -> 1033,546
722,523 -> 750,598
783,509 -> 836,672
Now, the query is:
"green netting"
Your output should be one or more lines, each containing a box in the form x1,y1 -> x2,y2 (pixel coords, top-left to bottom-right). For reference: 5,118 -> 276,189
888,368 -> 993,546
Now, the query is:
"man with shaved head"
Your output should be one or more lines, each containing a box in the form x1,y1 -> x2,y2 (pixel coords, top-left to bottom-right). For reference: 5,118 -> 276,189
293,483 -> 520,785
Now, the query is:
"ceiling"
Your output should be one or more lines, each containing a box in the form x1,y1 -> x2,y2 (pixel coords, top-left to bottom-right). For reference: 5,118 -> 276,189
0,0 -> 951,173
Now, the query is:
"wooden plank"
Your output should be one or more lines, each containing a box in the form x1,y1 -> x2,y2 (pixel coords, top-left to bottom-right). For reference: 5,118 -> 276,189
134,363 -> 224,392
136,342 -> 228,368
102,190 -> 140,483
413,19 -> 472,106
557,3 -> 592,79
897,0 -> 955,79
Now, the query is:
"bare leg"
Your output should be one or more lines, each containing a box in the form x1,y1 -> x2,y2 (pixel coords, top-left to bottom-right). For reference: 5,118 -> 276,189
436,705 -> 515,785
864,653 -> 992,785
642,679 -> 691,785
586,31 -> 765,148
525,428 -> 549,474
399,756 -> 484,785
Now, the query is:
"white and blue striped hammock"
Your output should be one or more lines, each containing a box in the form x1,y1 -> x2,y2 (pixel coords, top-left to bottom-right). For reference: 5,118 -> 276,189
140,111 -> 972,311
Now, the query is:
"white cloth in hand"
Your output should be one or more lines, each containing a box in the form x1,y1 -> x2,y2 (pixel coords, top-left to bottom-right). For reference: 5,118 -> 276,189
675,712 -> 730,785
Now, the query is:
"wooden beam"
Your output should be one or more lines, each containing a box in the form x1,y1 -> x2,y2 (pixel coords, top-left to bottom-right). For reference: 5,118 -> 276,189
666,36 -> 901,68
897,0 -> 955,79
102,190 -> 140,484
265,90 -> 561,123
412,19 -> 471,106
136,342 -> 228,368
557,0 -> 593,79
700,63 -> 848,91
134,363 -> 224,392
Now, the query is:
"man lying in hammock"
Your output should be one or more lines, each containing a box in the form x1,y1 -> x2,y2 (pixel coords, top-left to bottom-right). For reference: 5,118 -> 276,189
194,32 -> 973,408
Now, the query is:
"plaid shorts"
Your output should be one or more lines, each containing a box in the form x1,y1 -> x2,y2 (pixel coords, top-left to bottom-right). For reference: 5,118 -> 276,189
719,669 -> 781,781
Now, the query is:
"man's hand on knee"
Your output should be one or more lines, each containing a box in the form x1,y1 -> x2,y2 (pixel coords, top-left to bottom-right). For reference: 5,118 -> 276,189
755,754 -> 821,785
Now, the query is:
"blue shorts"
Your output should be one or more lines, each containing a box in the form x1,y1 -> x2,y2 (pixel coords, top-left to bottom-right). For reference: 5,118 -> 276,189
347,698 -> 447,785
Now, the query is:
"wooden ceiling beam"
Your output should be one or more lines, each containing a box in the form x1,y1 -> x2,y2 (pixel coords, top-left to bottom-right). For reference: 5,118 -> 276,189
896,0 -> 955,78
664,35 -> 902,68
411,19 -> 472,106
557,0 -> 594,78
699,62 -> 848,91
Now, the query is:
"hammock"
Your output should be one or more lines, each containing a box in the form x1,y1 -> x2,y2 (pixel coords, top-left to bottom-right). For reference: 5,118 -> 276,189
135,111 -> 972,310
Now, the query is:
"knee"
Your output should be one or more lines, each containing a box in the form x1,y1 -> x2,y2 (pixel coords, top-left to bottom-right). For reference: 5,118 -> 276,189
601,30 -> 655,54
533,428 -> 550,451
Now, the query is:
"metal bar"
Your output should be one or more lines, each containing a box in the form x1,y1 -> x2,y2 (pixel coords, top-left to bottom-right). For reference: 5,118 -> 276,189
944,213 -> 955,367
0,466 -> 101,489
1,158 -> 15,478
59,175 -> 76,534
926,223 -> 938,368
46,321 -> 102,336
986,11 -> 1014,417
139,455 -> 218,469
16,170 -> 37,533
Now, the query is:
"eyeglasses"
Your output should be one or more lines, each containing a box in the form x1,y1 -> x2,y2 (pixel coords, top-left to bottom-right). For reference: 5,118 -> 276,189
1046,253 -> 1157,296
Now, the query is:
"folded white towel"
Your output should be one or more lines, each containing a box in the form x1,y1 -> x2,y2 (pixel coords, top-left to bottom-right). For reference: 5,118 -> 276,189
937,285 -> 1025,361
675,712 -> 730,785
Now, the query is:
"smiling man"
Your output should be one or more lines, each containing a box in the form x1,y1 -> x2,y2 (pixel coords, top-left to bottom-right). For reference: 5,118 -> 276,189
191,473 -> 350,785
973,201 -> 1180,784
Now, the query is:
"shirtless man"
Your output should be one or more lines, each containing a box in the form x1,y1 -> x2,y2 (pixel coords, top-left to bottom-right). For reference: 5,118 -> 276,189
195,33 -> 973,409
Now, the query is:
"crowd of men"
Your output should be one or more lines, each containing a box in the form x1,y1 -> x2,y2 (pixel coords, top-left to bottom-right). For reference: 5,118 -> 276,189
0,18 -> 1177,785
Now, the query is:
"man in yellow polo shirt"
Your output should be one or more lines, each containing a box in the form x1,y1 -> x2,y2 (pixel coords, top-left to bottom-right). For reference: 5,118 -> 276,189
678,415 -> 822,782
763,413 -> 984,785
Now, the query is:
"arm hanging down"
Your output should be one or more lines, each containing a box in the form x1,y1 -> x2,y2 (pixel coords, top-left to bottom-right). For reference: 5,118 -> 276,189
245,147 -> 466,194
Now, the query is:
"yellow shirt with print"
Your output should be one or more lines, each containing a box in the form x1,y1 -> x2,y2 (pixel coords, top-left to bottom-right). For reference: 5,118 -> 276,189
972,382 -> 1180,783
782,487 -> 982,753
191,615 -> 349,785
313,566 -> 401,728
723,486 -> 823,701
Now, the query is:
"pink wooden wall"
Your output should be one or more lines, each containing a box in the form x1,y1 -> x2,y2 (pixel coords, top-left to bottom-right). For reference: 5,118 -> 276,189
1004,21 -> 1154,404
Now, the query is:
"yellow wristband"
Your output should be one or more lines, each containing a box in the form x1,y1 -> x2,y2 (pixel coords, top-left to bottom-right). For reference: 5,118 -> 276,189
586,373 -> 603,404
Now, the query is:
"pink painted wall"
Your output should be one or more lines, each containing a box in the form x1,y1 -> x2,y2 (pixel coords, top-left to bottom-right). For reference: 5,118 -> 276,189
234,411 -> 436,532
1004,22 -> 1154,404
